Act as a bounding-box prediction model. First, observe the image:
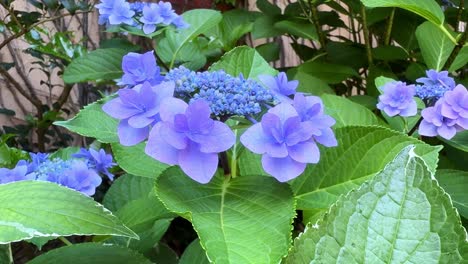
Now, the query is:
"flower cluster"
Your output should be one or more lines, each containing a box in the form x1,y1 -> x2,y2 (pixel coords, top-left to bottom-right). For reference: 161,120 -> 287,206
0,148 -> 115,196
376,70 -> 467,140
258,72 -> 299,103
96,0 -> 188,34
119,51 -> 164,87
165,67 -> 274,116
241,94 -> 337,181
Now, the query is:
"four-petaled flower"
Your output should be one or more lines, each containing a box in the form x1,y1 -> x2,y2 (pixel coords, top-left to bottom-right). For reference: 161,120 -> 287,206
73,148 -> 116,180
145,99 -> 235,183
377,81 -> 417,117
119,51 -> 164,87
241,100 -> 335,182
103,81 -> 175,146
259,72 -> 298,103
140,4 -> 163,34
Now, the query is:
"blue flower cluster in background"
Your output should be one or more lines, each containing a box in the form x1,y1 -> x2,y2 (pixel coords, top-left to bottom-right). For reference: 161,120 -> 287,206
96,0 -> 188,34
0,148 -> 115,196
376,70 -> 467,139
165,67 -> 274,116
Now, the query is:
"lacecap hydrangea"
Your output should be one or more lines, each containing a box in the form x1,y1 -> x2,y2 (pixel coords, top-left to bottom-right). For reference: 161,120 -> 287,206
0,148 -> 115,196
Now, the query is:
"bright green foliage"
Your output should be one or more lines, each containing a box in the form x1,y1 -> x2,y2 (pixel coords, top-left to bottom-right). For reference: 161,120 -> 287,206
63,48 -> 129,83
111,143 -> 169,179
0,181 -> 137,243
103,174 -> 156,212
54,97 -> 119,143
436,169 -> 468,219
291,126 -> 441,211
321,95 -> 381,127
209,46 -> 277,79
449,46 -> 468,72
157,168 -> 295,264
284,146 -> 468,263
296,61 -> 359,84
416,22 -> 456,71
28,243 -> 152,264
179,239 -> 210,264
440,131 -> 468,152
360,0 -> 445,25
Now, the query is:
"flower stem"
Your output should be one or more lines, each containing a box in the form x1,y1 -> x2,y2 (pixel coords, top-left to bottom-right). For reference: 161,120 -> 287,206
408,117 -> 423,136
59,236 -> 73,246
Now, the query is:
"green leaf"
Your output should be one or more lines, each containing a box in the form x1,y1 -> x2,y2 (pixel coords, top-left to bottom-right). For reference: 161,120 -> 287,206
449,45 -> 468,72
179,239 -> 210,264
321,94 -> 381,127
360,0 -> 445,25
54,97 -> 119,143
157,168 -> 295,263
291,71 -> 334,95
209,46 -> 277,79
416,22 -> 456,71
158,9 -> 222,68
440,130 -> 468,152
274,20 -> 318,40
252,15 -> 283,39
374,76 -> 395,94
111,143 -> 169,179
63,48 -> 128,83
284,146 -> 468,263
372,45 -> 408,61
103,174 -> 155,212
0,244 -> 11,264
256,42 -> 280,62
28,243 -> 152,264
0,181 -> 137,243
49,147 -> 80,160
297,61 -> 359,84
436,169 -> 468,219
291,126 -> 441,211
256,0 -> 281,15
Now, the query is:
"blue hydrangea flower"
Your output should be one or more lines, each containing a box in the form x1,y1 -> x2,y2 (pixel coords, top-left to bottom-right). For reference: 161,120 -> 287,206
96,0 -> 135,26
95,0 -> 115,25
416,70 -> 456,89
130,2 -> 146,13
103,81 -> 175,146
171,16 -> 190,29
119,51 -> 164,87
140,3 -> 164,34
145,99 -> 235,183
157,2 -> 178,25
377,81 -> 417,117
259,72 -> 298,103
73,148 -> 116,180
241,102 -> 335,182
165,67 -> 274,117
0,160 -> 35,184
28,152 -> 49,172
415,84 -> 452,101
439,85 -> 468,125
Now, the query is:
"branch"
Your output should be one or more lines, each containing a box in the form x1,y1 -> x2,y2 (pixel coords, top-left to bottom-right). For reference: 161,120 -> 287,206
361,5 -> 373,66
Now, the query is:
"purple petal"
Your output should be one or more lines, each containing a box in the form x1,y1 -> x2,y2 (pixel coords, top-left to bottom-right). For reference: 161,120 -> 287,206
159,98 -> 187,122
285,120 -> 314,146
265,142 -> 288,158
118,120 -> 149,146
261,113 -> 283,143
159,123 -> 188,150
127,114 -> 156,128
288,141 -> 320,163
267,103 -> 299,123
437,125 -> 457,139
186,100 -> 213,133
143,24 -> 156,34
154,81 -> 176,106
314,127 -> 338,147
178,143 -> 219,184
399,101 -> 417,117
259,74 -> 279,93
191,122 -> 235,153
418,120 -> 438,137
240,123 -> 271,154
102,98 -> 140,119
261,155 -> 306,182
145,123 -> 179,165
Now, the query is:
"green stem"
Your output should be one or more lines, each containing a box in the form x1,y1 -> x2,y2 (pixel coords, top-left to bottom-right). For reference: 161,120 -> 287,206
230,130 -> 238,179
361,5 -> 373,66
59,236 -> 73,246
384,8 -> 395,45
438,24 -> 459,44
309,0 -> 327,48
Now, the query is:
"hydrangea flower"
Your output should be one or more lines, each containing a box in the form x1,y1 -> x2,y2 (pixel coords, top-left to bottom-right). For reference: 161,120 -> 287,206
95,0 -> 115,25
415,70 -> 455,101
140,4 -> 163,34
415,84 -> 452,101
73,148 -> 116,180
165,67 -> 274,117
241,101 -> 336,182
130,2 -> 146,13
103,81 -> 175,146
28,152 -> 49,172
156,2 -> 178,25
259,72 -> 298,103
439,85 -> 468,123
145,99 -> 235,183
0,160 -> 34,184
96,0 -> 135,26
377,81 -> 417,117
119,51 -> 164,87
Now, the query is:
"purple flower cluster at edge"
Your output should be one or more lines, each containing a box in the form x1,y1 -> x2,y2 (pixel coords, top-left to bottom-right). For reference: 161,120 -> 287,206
377,81 -> 417,117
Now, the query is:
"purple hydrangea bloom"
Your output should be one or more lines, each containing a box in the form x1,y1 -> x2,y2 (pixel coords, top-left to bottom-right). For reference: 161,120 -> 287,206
140,4 -> 163,34
73,148 -> 116,181
0,160 -> 35,184
28,152 -> 49,172
439,85 -> 468,123
145,99 -> 235,184
416,70 -> 456,90
103,81 -> 175,146
107,0 -> 135,26
259,72 -> 298,103
377,81 -> 417,117
119,51 -> 164,87
157,2 -> 178,25
95,0 -> 115,25
241,101 -> 336,182
130,2 -> 146,13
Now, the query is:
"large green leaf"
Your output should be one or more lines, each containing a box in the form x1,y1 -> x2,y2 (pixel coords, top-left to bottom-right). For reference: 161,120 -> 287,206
274,20 -> 318,41
416,22 -> 456,71
179,239 -> 210,264
0,181 -> 137,243
321,94 -> 381,127
28,243 -> 152,264
54,97 -> 119,143
209,46 -> 277,79
360,0 -> 445,25
157,9 -> 222,68
0,245 -> 11,264
103,174 -> 155,212
440,130 -> 468,152
449,45 -> 468,72
291,71 -> 334,95
436,169 -> 468,219
63,48 -> 127,83
111,143 -> 169,179
157,168 -> 295,263
291,126 -> 441,211
297,61 -> 359,84
284,146 -> 468,263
